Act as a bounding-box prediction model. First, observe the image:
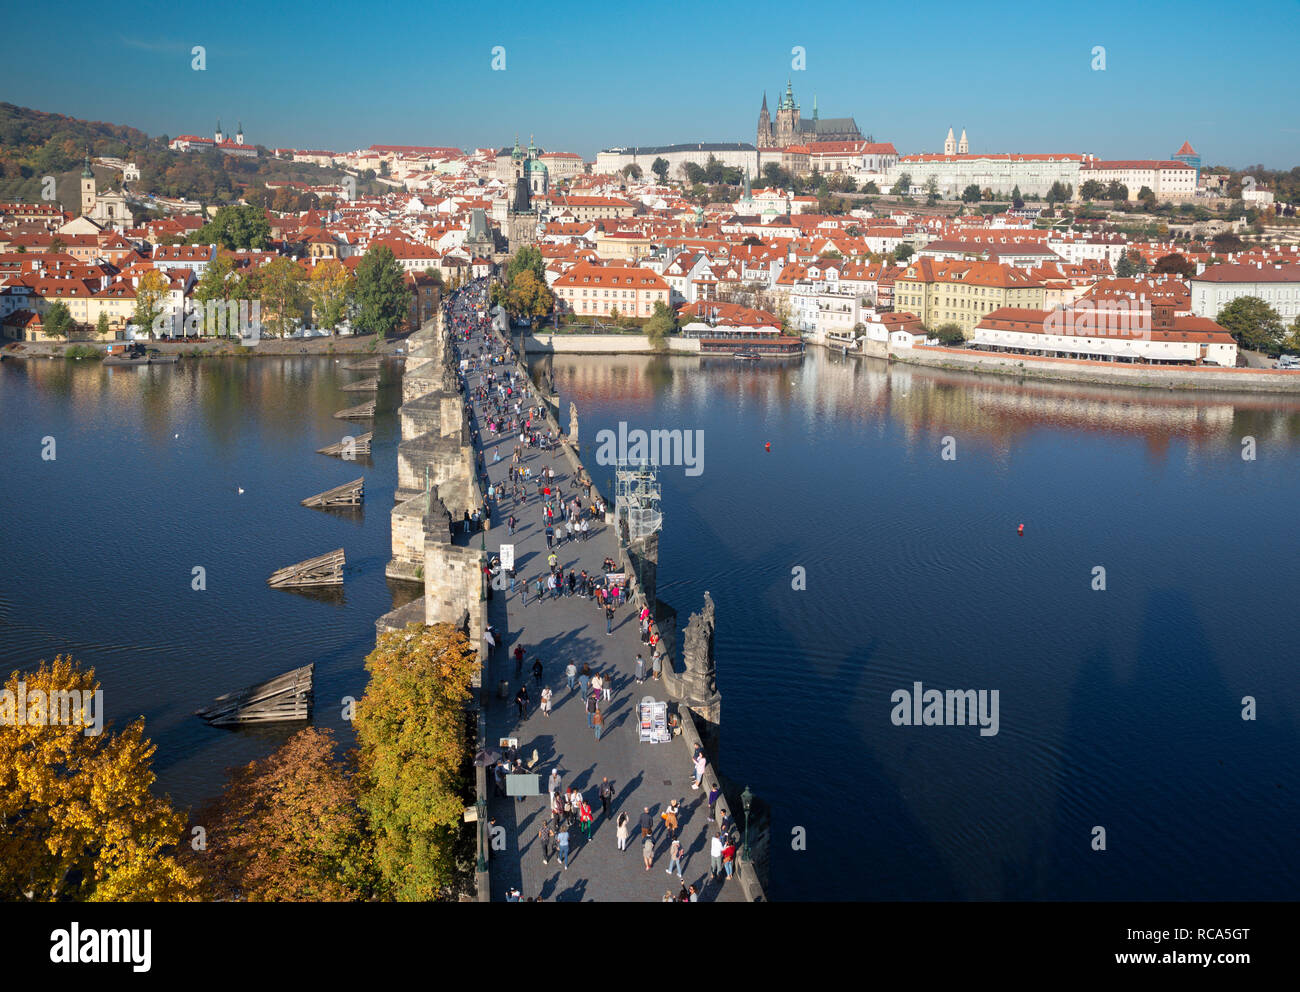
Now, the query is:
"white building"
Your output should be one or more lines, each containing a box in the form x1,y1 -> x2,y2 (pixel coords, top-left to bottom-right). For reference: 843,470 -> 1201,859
1190,262 -> 1300,322
594,143 -> 760,181
1078,160 -> 1197,201
887,152 -> 1085,197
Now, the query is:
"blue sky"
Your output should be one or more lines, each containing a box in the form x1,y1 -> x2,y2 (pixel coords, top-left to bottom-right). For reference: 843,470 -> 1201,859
10,0 -> 1299,167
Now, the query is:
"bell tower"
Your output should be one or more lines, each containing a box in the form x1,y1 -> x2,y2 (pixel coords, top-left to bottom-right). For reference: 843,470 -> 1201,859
80,153 -> 96,217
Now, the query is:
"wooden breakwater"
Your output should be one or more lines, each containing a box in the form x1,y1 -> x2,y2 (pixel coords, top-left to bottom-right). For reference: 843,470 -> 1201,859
334,400 -> 376,420
301,477 -> 364,508
267,548 -> 345,587
196,664 -> 314,726
317,431 -> 372,457
342,376 -> 379,392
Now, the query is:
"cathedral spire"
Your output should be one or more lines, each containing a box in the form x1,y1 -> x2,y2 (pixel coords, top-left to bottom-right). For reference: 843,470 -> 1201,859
813,94 -> 819,122
761,91 -> 768,111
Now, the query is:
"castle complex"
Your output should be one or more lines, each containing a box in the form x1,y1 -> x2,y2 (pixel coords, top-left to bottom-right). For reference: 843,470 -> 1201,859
756,79 -> 862,148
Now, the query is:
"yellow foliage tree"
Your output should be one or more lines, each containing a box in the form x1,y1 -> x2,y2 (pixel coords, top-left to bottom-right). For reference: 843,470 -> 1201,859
307,258 -> 354,333
0,656 -> 203,901
354,623 -> 479,901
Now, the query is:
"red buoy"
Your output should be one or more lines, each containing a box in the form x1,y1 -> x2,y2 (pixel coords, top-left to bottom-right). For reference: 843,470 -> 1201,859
1017,523 -> 1025,535
765,441 -> 771,452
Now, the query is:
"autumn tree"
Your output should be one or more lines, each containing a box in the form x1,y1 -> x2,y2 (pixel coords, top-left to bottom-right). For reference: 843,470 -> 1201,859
194,727 -> 375,901
307,258 -> 354,333
354,623 -> 479,901
0,656 -> 203,902
506,269 -> 553,321
645,299 -> 675,351
1216,296 -> 1284,353
192,250 -> 239,336
132,268 -> 170,336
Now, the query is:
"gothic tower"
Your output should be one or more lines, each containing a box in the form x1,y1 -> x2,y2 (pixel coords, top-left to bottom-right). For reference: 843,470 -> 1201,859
775,78 -> 800,147
756,92 -> 772,147
236,121 -> 244,145
80,153 -> 96,217
215,119 -> 224,144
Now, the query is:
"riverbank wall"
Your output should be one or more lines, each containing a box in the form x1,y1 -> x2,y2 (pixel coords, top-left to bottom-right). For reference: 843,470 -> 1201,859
523,333 -> 699,355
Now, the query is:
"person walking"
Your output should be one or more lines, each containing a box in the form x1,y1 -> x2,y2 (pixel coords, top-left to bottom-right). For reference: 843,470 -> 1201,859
639,806 -> 653,840
593,705 -> 604,741
532,658 -> 543,684
591,673 -> 603,702
540,685 -> 553,717
539,822 -> 554,866
565,662 -> 576,691
548,768 -> 561,803
521,576 -> 529,606
557,826 -> 571,871
534,577 -> 544,605
666,838 -> 684,879
707,785 -> 721,822
598,777 -> 613,817
722,837 -> 737,880
616,811 -> 630,851
605,602 -> 615,636
652,653 -> 662,681
578,670 -> 589,698
515,684 -> 530,720
579,799 -> 594,839
507,514 -> 516,536
642,835 -> 654,872
691,751 -> 706,790
635,654 -> 645,683
585,691 -> 597,728
513,644 -> 525,677
545,524 -> 554,550
710,832 -> 724,880
661,802 -> 678,840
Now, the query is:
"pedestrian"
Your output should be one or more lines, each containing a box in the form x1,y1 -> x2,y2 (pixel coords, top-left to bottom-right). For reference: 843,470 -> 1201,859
599,777 -> 613,817
507,514 -> 516,536
585,691 -> 597,728
652,653 -> 662,681
565,662 -> 577,691
635,654 -> 645,683
545,525 -> 553,549
579,799 -> 594,839
539,822 -> 554,865
534,577 -> 544,604
548,768 -> 561,802
643,836 -> 654,871
616,811 -> 630,850
722,837 -> 737,879
541,685 -> 552,717
591,672 -> 603,701
707,785 -> 721,821
593,705 -> 604,740
639,806 -> 653,839
532,658 -> 543,684
557,826 -> 570,870
513,644 -> 524,676
710,832 -> 724,879
515,684 -> 529,719
661,803 -> 678,840
691,752 -> 706,790
605,602 -> 614,635
578,671 -> 590,697
667,838 -> 684,878
687,885 -> 698,902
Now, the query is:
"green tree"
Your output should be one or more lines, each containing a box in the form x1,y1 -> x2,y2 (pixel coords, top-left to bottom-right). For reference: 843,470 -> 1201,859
191,204 -> 272,251
651,157 -> 669,183
894,243 -> 914,263
506,269 -> 553,320
192,250 -> 238,335
352,245 -> 411,339
1079,180 -> 1106,200
890,172 -> 912,196
862,180 -> 880,195
644,299 -> 675,351
1282,317 -> 1300,355
620,163 -> 642,180
354,623 -> 479,901
95,311 -> 110,339
961,184 -> 981,203
1212,232 -> 1245,254
42,301 -> 74,338
0,656 -> 204,901
1216,296 -> 1284,353
932,322 -> 966,345
1114,252 -> 1137,278
1011,185 -> 1023,208
506,245 -> 545,287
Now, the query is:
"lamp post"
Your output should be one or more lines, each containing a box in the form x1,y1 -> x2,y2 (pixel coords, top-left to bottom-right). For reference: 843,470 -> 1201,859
475,794 -> 488,872
741,785 -> 754,861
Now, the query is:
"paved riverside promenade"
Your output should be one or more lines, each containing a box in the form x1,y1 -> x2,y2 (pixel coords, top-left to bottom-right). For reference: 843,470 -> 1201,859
458,316 -> 744,903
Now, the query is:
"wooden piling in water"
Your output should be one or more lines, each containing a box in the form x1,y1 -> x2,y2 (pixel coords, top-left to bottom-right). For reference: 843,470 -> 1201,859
342,376 -> 379,392
267,548 -> 345,588
301,477 -> 364,508
344,357 -> 383,370
196,664 -> 314,726
333,400 -> 376,420
317,431 -> 372,457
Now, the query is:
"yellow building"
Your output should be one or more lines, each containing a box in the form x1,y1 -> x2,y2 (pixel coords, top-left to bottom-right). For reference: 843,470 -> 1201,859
894,257 -> 1045,337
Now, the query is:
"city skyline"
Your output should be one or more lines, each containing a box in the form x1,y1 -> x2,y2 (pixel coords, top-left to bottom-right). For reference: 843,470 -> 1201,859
7,0 -> 1299,168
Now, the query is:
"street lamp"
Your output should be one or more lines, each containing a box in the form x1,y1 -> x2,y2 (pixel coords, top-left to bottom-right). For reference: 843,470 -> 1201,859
476,794 -> 488,872
741,785 -> 754,861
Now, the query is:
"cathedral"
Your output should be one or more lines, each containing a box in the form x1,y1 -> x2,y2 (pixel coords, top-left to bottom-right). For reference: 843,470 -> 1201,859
79,154 -> 133,230
756,80 -> 862,148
